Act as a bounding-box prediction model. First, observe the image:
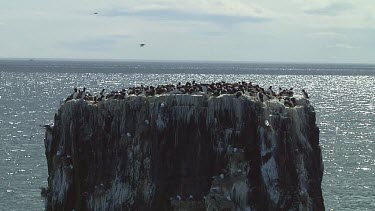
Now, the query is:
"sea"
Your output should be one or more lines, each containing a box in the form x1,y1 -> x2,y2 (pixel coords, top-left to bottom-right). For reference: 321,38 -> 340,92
0,60 -> 374,210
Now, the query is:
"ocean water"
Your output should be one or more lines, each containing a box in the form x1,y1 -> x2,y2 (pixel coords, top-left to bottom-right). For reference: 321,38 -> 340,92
0,60 -> 374,210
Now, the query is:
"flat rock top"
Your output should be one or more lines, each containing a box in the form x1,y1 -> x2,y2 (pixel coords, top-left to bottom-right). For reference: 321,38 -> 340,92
64,81 -> 310,108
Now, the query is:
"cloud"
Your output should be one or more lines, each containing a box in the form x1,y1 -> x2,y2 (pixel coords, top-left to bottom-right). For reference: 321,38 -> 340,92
304,2 -> 354,16
99,1 -> 272,24
308,32 -> 347,40
102,8 -> 269,23
327,43 -> 360,49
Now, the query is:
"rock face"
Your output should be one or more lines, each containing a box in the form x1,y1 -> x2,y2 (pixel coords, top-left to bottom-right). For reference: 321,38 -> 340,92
43,94 -> 324,210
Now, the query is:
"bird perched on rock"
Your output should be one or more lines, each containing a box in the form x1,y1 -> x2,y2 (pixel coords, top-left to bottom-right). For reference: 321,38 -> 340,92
257,92 -> 264,102
41,124 -> 53,133
235,91 -> 243,98
267,86 -> 274,96
72,88 -> 79,99
302,89 -> 309,99
80,87 -> 87,99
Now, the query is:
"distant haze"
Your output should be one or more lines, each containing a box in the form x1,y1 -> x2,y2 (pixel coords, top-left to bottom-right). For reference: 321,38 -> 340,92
0,0 -> 374,64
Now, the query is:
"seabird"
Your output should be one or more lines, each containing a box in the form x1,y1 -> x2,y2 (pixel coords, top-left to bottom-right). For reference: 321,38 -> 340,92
42,124 -> 53,132
98,89 -> 106,101
257,92 -> 264,102
210,187 -> 220,193
267,86 -> 274,96
72,88 -> 79,99
167,87 -> 182,94
284,98 -> 292,107
302,89 -> 309,99
79,90 -> 84,99
201,85 -> 208,94
40,187 -> 49,198
291,97 -> 297,106
80,87 -> 87,99
235,91 -> 242,98
278,87 -> 282,95
213,89 -> 221,97
138,90 -> 146,96
94,12 -> 98,15
100,88 -> 105,96
139,43 -> 145,47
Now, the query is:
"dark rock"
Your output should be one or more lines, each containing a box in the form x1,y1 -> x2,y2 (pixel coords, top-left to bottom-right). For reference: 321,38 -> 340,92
43,94 -> 324,210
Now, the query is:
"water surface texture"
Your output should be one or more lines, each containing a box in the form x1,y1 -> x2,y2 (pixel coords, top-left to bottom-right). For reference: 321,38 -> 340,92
0,60 -> 374,210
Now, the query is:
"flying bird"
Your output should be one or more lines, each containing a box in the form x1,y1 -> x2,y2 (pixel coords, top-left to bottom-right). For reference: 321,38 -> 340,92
93,12 -> 98,15
139,43 -> 145,47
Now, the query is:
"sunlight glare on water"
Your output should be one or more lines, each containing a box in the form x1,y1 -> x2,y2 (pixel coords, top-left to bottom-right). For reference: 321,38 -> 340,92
0,61 -> 374,210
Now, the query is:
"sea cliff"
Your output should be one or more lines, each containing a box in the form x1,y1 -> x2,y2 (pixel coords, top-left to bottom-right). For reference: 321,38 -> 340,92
43,93 -> 324,210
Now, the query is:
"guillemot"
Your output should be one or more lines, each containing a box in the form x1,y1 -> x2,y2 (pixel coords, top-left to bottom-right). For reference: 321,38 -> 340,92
257,92 -> 264,102
62,81 -> 313,107
267,86 -> 274,96
41,124 -> 53,133
80,87 -> 86,99
302,89 -> 309,99
72,88 -> 79,99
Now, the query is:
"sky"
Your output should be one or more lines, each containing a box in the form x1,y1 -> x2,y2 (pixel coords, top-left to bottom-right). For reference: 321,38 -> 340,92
0,0 -> 374,63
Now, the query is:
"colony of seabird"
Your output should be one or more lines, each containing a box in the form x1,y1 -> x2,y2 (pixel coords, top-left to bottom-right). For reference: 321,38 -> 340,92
65,81 -> 309,107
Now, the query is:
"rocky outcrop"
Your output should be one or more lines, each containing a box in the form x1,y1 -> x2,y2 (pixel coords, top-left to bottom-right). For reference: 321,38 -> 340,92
43,94 -> 324,210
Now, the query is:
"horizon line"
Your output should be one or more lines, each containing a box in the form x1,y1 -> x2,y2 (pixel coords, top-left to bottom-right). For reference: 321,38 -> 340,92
0,57 -> 374,66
